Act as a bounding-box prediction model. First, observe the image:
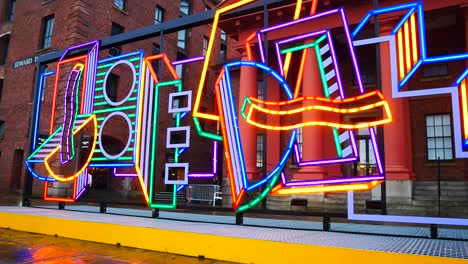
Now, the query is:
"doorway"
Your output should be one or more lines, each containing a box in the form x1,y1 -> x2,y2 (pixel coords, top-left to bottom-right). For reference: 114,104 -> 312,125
10,149 -> 23,191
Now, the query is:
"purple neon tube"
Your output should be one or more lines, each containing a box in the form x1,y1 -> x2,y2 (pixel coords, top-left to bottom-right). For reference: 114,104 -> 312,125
172,56 -> 205,66
284,175 -> 384,187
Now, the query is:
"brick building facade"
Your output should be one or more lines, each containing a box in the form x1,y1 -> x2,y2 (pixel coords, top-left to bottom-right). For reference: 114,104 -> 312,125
214,0 -> 468,215
0,0 -> 229,196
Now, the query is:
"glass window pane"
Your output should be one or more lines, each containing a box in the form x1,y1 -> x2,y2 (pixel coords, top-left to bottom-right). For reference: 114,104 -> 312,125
444,138 -> 452,149
436,149 -> 444,160
358,127 -> 369,136
426,115 -> 434,126
180,0 -> 190,15
434,115 -> 442,126
427,138 -> 435,149
359,140 -> 367,163
435,138 -> 444,148
435,126 -> 443,137
442,115 -> 450,125
443,125 -> 451,137
444,150 -> 453,160
175,64 -> 183,78
368,142 -> 376,164
426,126 -> 434,137
428,149 -> 436,160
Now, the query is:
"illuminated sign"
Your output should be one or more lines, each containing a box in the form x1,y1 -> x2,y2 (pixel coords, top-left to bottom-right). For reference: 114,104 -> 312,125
25,1 -> 467,219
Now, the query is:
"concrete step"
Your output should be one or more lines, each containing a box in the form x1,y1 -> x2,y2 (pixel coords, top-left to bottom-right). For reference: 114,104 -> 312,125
441,181 -> 468,187
411,200 -> 438,206
440,200 -> 468,207
324,198 -> 366,205
325,192 -> 370,199
414,186 -> 438,191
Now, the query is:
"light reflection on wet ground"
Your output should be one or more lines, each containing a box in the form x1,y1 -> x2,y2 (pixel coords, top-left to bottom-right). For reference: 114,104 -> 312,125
0,228 -> 237,264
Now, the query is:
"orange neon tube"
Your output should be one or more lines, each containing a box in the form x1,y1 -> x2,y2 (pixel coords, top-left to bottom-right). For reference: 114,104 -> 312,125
397,29 -> 405,80
243,92 -> 392,131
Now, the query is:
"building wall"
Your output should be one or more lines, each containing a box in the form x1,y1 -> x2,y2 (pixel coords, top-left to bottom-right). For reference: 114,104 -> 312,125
215,0 -> 468,212
0,0 -> 225,195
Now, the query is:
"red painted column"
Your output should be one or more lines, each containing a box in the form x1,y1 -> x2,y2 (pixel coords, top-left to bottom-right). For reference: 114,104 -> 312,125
266,75 -> 280,174
295,48 -> 327,180
238,50 -> 259,180
380,19 -> 415,181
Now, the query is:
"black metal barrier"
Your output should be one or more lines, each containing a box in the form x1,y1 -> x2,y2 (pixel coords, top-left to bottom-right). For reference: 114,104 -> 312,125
23,196 -> 467,241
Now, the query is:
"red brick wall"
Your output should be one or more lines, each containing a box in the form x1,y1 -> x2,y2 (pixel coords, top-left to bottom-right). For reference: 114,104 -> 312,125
0,0 -> 223,194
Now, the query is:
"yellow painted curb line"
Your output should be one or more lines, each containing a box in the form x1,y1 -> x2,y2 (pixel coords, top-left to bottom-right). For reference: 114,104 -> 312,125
0,212 -> 464,264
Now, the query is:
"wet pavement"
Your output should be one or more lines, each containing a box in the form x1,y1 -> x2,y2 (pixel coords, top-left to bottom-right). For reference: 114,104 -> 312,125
0,228 -> 237,264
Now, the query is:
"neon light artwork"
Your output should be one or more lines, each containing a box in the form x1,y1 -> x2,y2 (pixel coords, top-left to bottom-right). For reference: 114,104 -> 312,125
353,1 -> 468,157
26,0 -> 467,219
210,2 -> 390,211
347,1 -> 468,226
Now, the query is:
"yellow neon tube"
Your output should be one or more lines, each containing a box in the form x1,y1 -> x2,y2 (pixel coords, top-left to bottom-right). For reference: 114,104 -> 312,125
44,115 -> 97,182
249,100 -> 388,116
410,13 -> 418,65
194,0 -> 256,121
283,0 -> 303,77
404,21 -> 411,72
461,80 -> 468,138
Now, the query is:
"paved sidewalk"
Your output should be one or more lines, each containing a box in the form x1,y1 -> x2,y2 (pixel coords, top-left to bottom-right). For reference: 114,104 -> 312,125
0,228 -> 235,264
46,205 -> 468,240
1,206 -> 467,259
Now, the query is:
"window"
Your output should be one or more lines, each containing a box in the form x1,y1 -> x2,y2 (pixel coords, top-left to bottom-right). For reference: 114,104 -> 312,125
296,127 -> 303,156
0,35 -> 10,65
256,134 -> 264,168
0,79 -> 3,103
355,127 -> 377,176
0,120 -> 5,138
180,0 -> 190,16
37,131 -> 49,147
175,52 -> 187,79
40,65 -> 48,102
106,73 -> 119,102
177,30 -> 186,49
202,36 -> 208,56
352,71 -> 374,86
220,30 -> 227,63
114,0 -> 125,10
40,15 -> 54,49
151,44 -> 160,73
221,30 -> 227,42
110,23 -> 124,56
257,79 -> 264,101
423,64 -> 448,78
426,114 -> 453,161
154,5 -> 164,24
220,43 -> 227,63
8,0 -> 16,21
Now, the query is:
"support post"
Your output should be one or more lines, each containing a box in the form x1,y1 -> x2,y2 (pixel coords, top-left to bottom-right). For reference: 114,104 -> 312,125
100,202 -> 107,213
430,224 -> 438,239
58,202 -> 65,210
236,212 -> 243,225
152,208 -> 160,218
23,63 -> 45,206
323,215 -> 330,231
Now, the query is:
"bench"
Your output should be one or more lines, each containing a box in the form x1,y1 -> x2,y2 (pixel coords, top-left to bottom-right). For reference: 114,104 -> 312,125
188,184 -> 222,207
